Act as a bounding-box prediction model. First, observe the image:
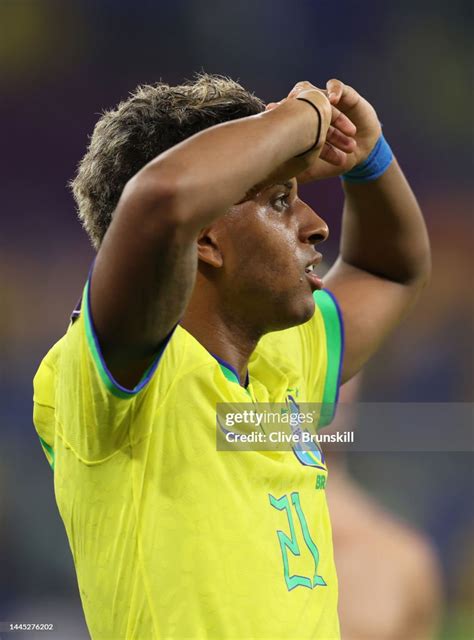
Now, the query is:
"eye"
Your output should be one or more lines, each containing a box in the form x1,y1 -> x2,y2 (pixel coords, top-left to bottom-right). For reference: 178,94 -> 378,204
273,193 -> 291,211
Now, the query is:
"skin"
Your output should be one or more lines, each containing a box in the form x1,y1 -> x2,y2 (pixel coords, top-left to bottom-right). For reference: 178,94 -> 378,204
89,79 -> 431,388
182,180 -> 330,369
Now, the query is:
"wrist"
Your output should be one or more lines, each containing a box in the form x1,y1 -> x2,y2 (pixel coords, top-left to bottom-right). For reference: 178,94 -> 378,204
342,133 -> 393,183
273,99 -> 322,160
294,97 -> 322,156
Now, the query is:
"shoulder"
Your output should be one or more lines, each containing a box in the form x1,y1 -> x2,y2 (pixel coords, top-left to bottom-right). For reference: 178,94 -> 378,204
33,334 -> 68,404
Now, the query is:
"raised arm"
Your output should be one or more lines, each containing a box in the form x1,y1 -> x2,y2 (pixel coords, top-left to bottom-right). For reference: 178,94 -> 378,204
89,89 -> 339,388
321,80 -> 431,382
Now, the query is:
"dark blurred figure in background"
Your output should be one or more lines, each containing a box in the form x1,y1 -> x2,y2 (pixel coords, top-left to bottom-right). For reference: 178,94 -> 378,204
326,377 -> 442,640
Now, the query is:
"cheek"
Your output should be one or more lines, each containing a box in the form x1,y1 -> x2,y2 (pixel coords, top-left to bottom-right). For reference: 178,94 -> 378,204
234,239 -> 298,291
232,217 -> 301,278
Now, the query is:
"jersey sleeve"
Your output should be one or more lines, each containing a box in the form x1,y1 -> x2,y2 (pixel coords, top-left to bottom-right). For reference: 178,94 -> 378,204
54,279 -> 179,462
33,344 -> 61,470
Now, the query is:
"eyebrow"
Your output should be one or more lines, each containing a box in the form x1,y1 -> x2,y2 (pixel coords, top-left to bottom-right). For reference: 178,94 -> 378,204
257,180 -> 295,199
265,181 -> 294,194
277,181 -> 294,191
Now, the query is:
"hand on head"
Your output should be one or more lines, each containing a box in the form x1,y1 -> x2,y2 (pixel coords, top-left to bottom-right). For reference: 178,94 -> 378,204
266,78 -> 381,182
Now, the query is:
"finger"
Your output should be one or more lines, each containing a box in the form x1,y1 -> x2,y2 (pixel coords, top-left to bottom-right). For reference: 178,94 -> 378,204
327,79 -> 360,112
326,78 -> 344,104
326,125 -> 357,153
318,142 -> 346,166
331,105 -> 357,136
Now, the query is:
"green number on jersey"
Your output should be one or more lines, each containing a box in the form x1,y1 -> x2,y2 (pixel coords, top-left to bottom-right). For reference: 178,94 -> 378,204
269,492 -> 326,591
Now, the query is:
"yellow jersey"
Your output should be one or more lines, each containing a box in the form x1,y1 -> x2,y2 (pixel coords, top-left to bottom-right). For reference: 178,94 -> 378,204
33,279 -> 343,639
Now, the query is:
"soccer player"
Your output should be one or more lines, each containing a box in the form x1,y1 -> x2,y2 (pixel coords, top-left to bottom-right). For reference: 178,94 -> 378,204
33,74 -> 431,639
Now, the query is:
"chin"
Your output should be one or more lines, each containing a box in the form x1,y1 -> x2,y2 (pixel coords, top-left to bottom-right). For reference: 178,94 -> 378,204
293,295 -> 316,325
269,292 -> 316,331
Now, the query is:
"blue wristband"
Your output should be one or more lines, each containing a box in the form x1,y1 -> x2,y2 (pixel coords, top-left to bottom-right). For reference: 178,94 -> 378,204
342,133 -> 393,183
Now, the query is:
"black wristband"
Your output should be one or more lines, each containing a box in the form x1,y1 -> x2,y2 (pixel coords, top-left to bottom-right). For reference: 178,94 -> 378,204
295,97 -> 322,157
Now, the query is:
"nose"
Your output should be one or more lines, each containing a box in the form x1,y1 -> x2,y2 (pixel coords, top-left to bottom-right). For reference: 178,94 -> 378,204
297,199 -> 329,246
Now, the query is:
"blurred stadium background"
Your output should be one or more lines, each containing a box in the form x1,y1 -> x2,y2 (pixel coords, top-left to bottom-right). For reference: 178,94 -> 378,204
0,1 -> 472,638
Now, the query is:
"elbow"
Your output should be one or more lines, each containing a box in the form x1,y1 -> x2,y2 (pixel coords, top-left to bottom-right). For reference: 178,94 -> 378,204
414,219 -> 432,290
415,239 -> 432,290
420,254 -> 432,289
397,224 -> 432,291
406,245 -> 432,294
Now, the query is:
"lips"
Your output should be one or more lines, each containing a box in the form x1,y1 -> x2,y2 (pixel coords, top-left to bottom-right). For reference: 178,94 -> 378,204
304,256 -> 323,291
304,269 -> 323,291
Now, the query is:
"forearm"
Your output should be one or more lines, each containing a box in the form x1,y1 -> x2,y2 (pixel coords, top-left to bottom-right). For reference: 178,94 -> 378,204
136,99 -> 321,229
339,159 -> 431,286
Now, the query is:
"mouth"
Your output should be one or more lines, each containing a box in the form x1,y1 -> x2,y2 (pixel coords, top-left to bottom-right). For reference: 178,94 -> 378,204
304,258 -> 323,292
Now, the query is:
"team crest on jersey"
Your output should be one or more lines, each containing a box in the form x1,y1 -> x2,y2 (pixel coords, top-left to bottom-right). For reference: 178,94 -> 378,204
286,395 -> 326,471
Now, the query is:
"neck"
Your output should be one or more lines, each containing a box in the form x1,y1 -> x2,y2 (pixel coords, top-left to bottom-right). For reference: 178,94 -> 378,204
181,300 -> 261,386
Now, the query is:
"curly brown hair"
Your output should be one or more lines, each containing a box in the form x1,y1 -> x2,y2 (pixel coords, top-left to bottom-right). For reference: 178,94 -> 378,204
70,73 -> 265,249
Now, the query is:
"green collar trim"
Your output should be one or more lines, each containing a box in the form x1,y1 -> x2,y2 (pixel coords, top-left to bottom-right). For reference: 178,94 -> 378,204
217,362 -> 251,398
218,362 -> 241,385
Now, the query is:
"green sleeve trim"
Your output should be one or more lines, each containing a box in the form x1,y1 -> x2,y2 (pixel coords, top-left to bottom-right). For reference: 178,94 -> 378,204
313,289 -> 344,426
38,436 -> 55,471
82,278 -> 169,400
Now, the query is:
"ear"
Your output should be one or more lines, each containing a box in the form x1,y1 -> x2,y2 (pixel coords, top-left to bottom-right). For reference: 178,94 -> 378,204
197,226 -> 223,268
